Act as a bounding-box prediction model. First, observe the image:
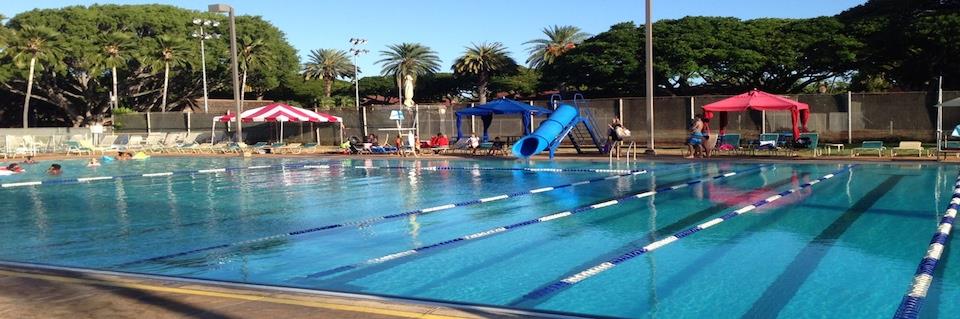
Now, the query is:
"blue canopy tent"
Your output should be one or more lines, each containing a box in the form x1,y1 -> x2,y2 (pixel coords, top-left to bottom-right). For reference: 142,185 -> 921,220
454,98 -> 553,141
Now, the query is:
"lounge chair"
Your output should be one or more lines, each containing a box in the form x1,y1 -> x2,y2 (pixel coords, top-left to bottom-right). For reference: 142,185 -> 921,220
64,140 -> 92,156
852,141 -> 885,157
302,143 -> 319,154
448,139 -> 471,154
750,133 -> 780,155
370,145 -> 397,154
890,141 -> 926,157
797,132 -> 820,156
715,133 -> 742,155
277,143 -> 302,154
937,140 -> 960,160
121,135 -> 144,151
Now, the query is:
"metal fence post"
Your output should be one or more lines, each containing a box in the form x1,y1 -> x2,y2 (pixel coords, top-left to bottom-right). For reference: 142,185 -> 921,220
186,112 -> 191,134
618,98 -> 624,120
847,91 -> 852,145
146,112 -> 152,134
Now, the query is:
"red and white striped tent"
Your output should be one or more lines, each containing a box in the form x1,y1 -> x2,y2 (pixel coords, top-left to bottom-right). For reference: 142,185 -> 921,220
212,103 -> 342,143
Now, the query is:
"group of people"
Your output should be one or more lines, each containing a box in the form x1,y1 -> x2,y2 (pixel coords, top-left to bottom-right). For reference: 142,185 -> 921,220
0,156 -> 62,176
685,114 -> 713,158
0,150 -> 144,177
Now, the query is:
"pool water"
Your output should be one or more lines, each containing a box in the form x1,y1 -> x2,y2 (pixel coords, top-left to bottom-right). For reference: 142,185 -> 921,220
0,157 -> 958,318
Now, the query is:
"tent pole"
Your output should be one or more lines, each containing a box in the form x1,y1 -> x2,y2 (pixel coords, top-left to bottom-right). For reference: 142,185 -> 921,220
470,102 -> 476,134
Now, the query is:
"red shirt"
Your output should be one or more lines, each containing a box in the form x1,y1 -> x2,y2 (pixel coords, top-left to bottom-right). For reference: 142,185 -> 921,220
438,136 -> 449,146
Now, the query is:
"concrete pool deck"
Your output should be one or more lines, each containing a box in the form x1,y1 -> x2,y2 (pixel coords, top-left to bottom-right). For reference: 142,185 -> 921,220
0,262 -> 586,319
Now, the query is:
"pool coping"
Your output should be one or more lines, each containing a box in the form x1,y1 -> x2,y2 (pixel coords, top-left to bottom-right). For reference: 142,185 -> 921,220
0,260 -> 609,319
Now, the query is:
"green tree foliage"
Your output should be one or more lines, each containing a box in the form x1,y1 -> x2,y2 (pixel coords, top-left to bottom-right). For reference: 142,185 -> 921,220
4,24 -> 63,127
489,67 -> 541,98
541,22 -> 641,96
0,4 -> 298,126
840,0 -> 960,90
524,25 -> 590,69
302,48 -> 355,98
142,34 -> 192,112
376,43 -> 441,101
452,42 -> 518,104
543,17 -> 861,97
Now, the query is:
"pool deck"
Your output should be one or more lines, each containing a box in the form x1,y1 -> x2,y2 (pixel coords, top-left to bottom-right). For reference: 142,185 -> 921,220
0,262 -> 581,319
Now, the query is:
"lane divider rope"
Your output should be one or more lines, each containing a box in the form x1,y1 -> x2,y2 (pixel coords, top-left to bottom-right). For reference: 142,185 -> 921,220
892,171 -> 960,319
301,164 -> 769,279
517,165 -> 854,302
0,162 -> 323,188
1,162 -> 640,189
112,164 -> 683,269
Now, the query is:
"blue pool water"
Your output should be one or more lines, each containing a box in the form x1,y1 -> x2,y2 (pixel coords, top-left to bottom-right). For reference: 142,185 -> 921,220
1,157 -> 958,318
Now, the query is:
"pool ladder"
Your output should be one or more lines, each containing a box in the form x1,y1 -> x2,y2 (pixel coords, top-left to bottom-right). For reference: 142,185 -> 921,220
609,141 -> 639,163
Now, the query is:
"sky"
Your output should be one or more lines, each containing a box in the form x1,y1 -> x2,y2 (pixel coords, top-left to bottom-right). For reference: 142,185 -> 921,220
1,1 -> 868,77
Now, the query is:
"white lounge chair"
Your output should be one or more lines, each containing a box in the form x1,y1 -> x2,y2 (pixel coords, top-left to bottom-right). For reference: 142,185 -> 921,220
891,141 -> 926,157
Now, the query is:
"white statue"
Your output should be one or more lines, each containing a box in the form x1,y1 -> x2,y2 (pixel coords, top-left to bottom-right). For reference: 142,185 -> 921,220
403,74 -> 415,107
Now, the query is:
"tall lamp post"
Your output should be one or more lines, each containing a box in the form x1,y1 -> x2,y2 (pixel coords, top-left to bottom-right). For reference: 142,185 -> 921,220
192,18 -> 220,113
643,0 -> 656,155
350,38 -> 368,136
208,3 -> 242,143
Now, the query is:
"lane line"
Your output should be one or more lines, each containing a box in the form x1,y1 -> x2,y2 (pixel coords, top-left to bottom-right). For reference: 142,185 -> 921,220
893,171 -> 960,319
111,165 -> 678,269
1,162 -> 642,189
301,165 -> 768,279
517,165 -> 853,303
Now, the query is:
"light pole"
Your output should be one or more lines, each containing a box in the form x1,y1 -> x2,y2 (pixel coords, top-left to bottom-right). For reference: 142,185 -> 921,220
644,0 -> 656,155
350,38 -> 368,136
208,4 -> 242,143
192,18 -> 220,113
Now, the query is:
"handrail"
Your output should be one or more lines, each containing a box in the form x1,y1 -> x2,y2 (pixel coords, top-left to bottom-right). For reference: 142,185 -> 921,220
548,93 -> 563,110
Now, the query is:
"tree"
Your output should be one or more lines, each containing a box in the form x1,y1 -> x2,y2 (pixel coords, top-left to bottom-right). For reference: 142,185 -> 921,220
840,0 -> 960,90
97,32 -> 135,110
542,22 -> 642,96
302,48 -> 355,98
237,35 -> 273,105
376,43 -> 441,103
143,35 -> 191,112
453,42 -> 518,104
5,25 -> 62,128
524,25 -> 590,69
490,67 -> 541,98
0,4 -> 300,126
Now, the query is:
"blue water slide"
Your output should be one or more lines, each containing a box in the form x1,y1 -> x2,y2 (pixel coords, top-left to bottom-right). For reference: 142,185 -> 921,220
512,104 -> 579,158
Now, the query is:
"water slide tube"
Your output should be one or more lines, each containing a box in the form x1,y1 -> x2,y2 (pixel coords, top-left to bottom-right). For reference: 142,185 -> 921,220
512,104 -> 579,159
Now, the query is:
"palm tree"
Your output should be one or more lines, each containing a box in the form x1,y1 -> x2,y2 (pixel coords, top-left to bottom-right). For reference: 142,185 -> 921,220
376,43 -> 441,103
6,25 -> 62,128
143,35 -> 191,112
524,25 -> 590,69
237,35 -> 273,105
302,48 -> 355,98
453,42 -> 517,104
98,32 -> 135,110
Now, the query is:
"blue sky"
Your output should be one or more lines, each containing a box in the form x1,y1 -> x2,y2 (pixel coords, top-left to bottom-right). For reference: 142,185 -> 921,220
2,1 -> 867,77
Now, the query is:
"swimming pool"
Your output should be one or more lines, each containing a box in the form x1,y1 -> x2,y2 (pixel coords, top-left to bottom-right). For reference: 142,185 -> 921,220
0,157 -> 957,318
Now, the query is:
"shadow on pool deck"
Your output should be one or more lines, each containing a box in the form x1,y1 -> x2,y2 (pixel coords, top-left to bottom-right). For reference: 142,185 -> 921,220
0,262 -> 584,319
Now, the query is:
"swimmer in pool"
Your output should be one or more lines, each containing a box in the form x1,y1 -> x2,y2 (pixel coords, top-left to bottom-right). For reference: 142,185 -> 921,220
47,164 -> 62,176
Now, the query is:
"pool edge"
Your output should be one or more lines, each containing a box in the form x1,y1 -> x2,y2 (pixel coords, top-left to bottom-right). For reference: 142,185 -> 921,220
0,260 -> 608,319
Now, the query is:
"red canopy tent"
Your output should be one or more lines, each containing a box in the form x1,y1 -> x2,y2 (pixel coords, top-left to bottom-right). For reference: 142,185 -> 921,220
701,89 -> 810,140
212,103 -> 342,143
